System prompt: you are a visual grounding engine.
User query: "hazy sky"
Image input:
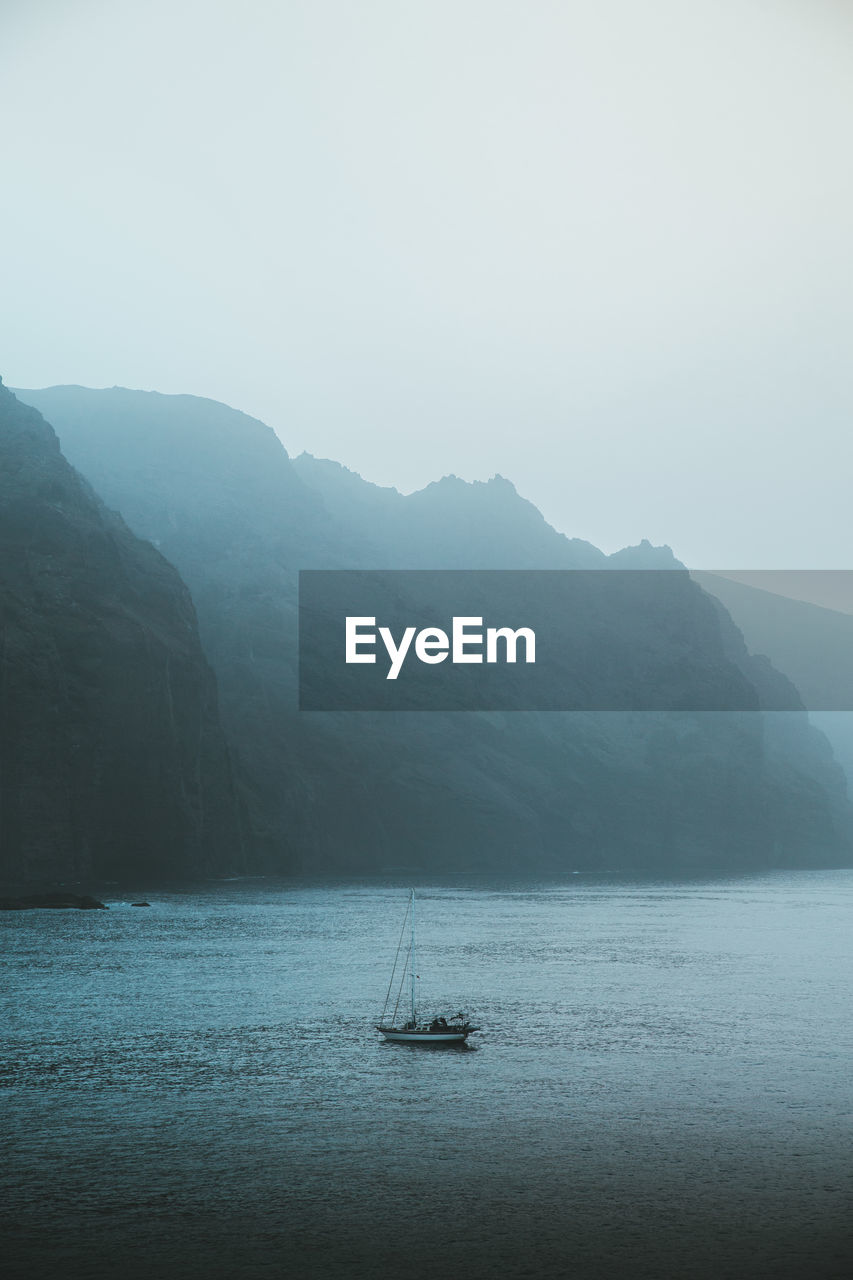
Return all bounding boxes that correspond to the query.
[2,0,852,565]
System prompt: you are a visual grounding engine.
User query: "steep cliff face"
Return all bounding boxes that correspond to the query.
[16,384,853,873]
[0,382,244,884]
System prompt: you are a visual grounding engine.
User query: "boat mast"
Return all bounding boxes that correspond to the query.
[410,888,416,1025]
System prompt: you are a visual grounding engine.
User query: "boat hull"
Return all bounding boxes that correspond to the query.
[377,1026,471,1043]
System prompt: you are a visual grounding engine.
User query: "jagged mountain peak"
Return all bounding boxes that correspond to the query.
[293,452,401,500]
[607,538,683,568]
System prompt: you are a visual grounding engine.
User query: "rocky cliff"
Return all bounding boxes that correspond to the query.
[0,382,244,883]
[15,384,853,874]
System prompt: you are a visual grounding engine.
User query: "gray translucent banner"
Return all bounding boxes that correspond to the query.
[298,569,853,712]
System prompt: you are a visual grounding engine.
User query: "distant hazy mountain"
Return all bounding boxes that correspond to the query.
[693,572,853,711]
[693,570,853,794]
[0,382,244,885]
[14,384,853,875]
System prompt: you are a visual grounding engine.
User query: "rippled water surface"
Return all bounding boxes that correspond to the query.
[2,873,853,1279]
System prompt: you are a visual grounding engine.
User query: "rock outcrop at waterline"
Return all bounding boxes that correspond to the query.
[0,892,107,910]
[0,381,245,884]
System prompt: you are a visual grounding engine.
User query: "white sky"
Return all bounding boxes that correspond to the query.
[2,0,852,565]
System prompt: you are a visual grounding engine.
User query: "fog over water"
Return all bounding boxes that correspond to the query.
[2,1,853,564]
[3,875,852,1279]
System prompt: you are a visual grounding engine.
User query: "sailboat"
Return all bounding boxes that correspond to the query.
[376,889,479,1044]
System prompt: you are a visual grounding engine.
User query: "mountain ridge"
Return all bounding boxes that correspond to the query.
[10,382,853,876]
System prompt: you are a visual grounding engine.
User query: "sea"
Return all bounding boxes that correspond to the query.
[2,872,852,1280]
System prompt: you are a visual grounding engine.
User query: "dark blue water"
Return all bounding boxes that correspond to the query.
[2,874,852,1279]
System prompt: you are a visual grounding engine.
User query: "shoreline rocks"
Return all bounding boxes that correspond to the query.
[0,892,107,911]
